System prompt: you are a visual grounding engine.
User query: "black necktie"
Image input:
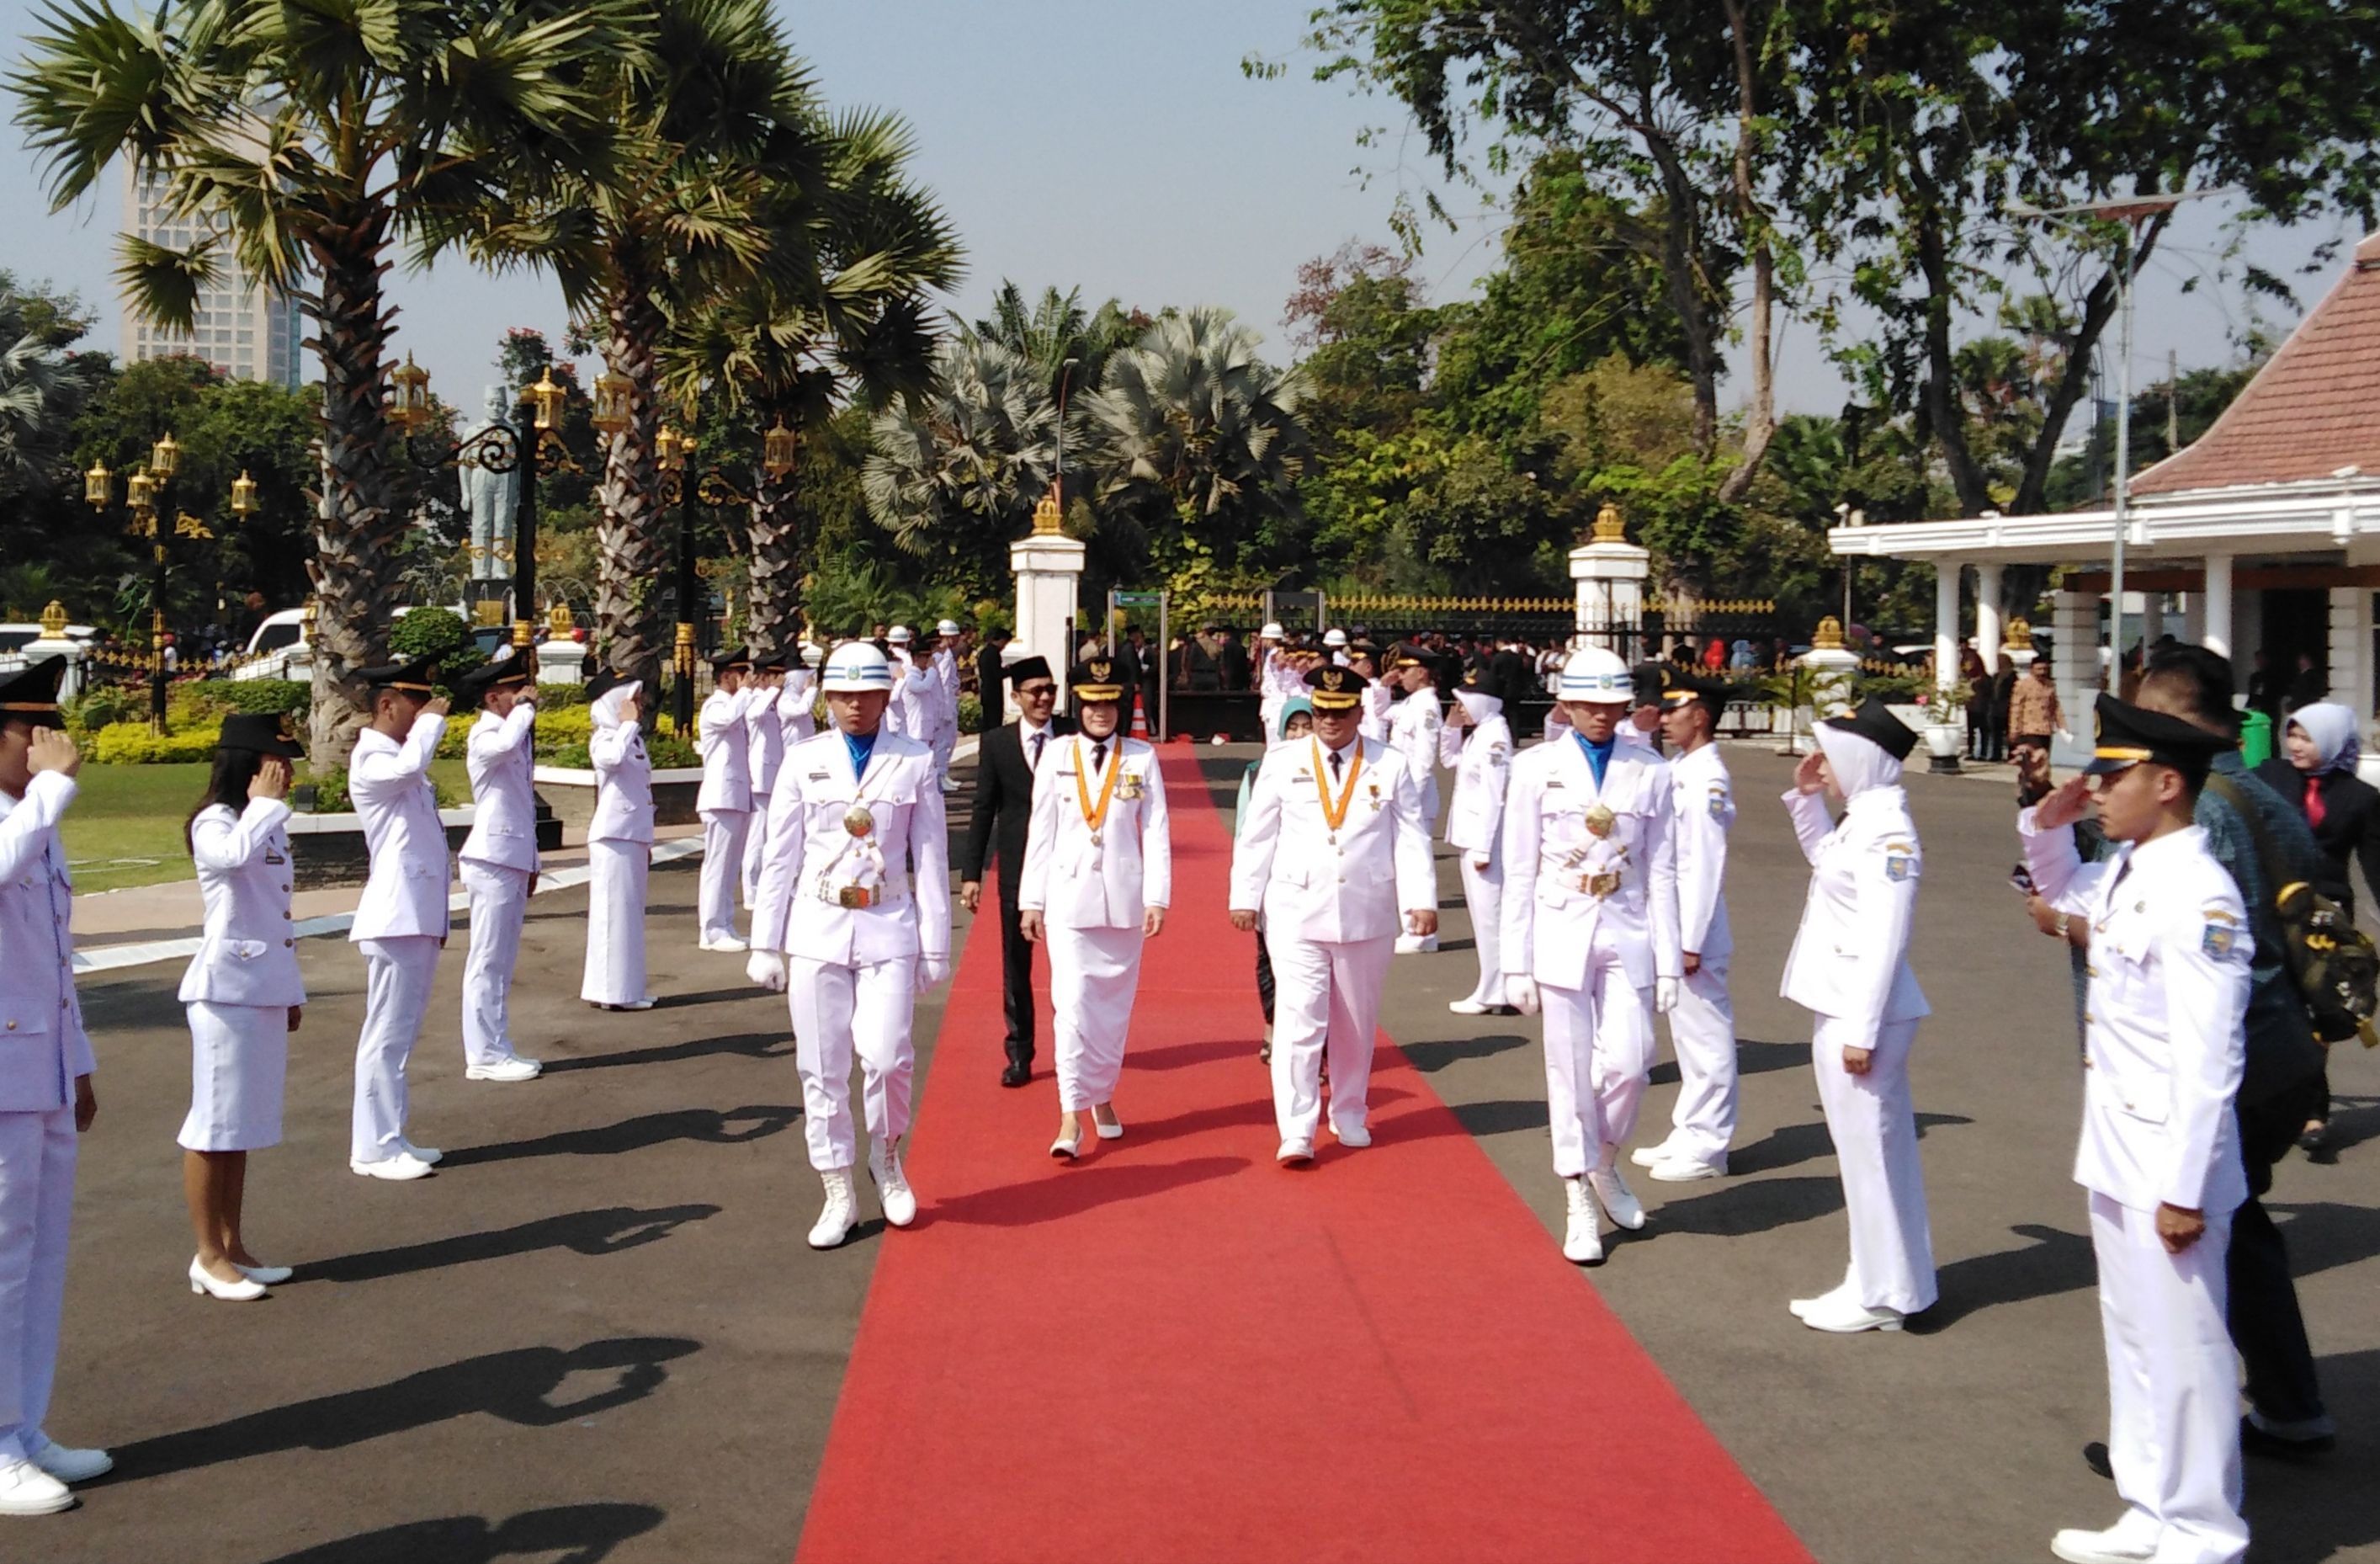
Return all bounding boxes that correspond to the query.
[1092,741,1108,770]
[1330,747,1345,779]
[1029,730,1045,769]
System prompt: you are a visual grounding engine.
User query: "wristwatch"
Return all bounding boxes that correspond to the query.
[2054,912,2072,941]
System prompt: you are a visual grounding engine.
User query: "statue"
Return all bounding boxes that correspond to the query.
[459,383,519,584]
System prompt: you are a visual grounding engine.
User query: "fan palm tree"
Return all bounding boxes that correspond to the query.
[464,0,826,694]
[12,0,640,759]
[0,289,81,498]
[664,107,959,659]
[973,281,1142,406]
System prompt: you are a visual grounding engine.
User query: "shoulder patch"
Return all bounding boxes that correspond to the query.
[1885,849,1917,882]
[2202,916,2238,960]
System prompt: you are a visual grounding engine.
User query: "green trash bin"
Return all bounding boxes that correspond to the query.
[2239,707,2273,769]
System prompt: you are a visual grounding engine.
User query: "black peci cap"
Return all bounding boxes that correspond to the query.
[218,711,305,758]
[1006,655,1055,687]
[355,655,441,696]
[2085,691,2232,776]
[1820,695,1918,761]
[0,657,66,720]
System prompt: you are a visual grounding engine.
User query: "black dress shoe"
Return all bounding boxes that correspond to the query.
[2083,1441,2112,1480]
[1000,1061,1032,1088]
[2241,1416,2335,1459]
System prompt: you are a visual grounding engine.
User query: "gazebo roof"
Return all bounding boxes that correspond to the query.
[2132,232,2380,497]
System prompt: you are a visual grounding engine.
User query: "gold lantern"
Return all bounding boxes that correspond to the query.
[38,601,66,640]
[126,467,158,512]
[83,460,111,510]
[762,418,797,478]
[149,430,180,478]
[230,469,259,518]
[590,364,632,434]
[300,596,319,644]
[656,425,685,473]
[528,367,566,433]
[389,353,432,432]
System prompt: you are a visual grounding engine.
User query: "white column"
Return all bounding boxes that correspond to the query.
[2329,586,2367,723]
[1933,559,1963,692]
[2051,589,2097,769]
[2202,554,2234,657]
[1012,529,1086,719]
[2140,590,2165,646]
[1570,536,1650,652]
[1975,561,2005,675]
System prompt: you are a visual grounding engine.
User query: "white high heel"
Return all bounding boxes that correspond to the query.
[1049,1129,1081,1159]
[1092,1111,1124,1141]
[189,1257,267,1301]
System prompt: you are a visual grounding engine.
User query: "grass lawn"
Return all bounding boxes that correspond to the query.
[61,758,472,895]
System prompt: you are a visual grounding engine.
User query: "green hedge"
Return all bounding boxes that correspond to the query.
[87,722,220,764]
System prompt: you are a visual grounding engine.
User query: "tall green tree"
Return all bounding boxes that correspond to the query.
[13,0,643,758]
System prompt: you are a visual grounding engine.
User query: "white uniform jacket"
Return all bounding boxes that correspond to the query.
[179,798,304,1008]
[1778,786,1928,1033]
[1440,713,1512,859]
[589,721,655,844]
[746,684,787,799]
[1229,736,1435,944]
[696,687,753,813]
[779,672,818,747]
[1500,734,1682,990]
[1360,682,1394,743]
[932,649,960,731]
[1019,736,1172,929]
[460,704,539,873]
[0,773,93,1111]
[1385,691,1442,786]
[1670,742,1734,960]
[752,730,953,969]
[2023,817,2251,1216]
[348,716,451,942]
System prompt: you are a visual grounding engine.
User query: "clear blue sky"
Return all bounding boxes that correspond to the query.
[0,0,2361,422]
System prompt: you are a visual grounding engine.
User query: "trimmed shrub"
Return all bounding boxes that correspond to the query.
[959,692,984,734]
[88,721,220,764]
[215,679,311,716]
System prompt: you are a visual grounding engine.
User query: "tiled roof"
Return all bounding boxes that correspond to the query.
[2132,232,2380,497]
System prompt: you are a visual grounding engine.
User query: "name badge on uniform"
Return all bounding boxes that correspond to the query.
[808,769,831,782]
[1544,779,1565,790]
[265,849,287,864]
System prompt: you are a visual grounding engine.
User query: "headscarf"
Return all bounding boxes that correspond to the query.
[591,678,642,731]
[1276,694,1315,738]
[1453,685,1502,725]
[2288,701,2360,775]
[1814,721,1904,800]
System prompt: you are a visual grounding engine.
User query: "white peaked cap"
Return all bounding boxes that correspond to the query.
[822,641,894,692]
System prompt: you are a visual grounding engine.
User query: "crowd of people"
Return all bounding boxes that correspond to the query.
[0,619,2361,1562]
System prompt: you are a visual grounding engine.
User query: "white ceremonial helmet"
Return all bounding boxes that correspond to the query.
[934,619,961,636]
[1557,646,1633,705]
[822,641,895,692]
[1322,627,1348,648]
[1259,621,1284,641]
[800,642,825,668]
[886,625,913,645]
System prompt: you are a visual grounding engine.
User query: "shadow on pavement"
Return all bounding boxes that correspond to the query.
[2272,1198,2380,1279]
[1400,1033,1532,1074]
[111,1338,701,1482]
[1452,1098,1549,1137]
[1729,1110,1974,1177]
[2243,1346,2380,1564]
[1646,1174,1846,1238]
[298,1205,722,1285]
[540,1031,792,1074]
[926,1155,1251,1228]
[1909,1221,2096,1332]
[441,1106,800,1168]
[263,1503,667,1563]
[1650,1037,1810,1088]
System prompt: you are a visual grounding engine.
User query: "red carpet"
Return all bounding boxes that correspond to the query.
[795,753,1808,1563]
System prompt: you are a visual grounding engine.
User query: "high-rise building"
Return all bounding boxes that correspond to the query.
[118,168,305,389]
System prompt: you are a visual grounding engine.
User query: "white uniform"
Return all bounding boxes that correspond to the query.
[1501,734,1681,1176]
[1779,730,1936,1316]
[1658,741,1738,1169]
[348,716,449,1166]
[696,685,753,945]
[1384,688,1443,833]
[459,703,537,1067]
[1440,704,1512,1010]
[1018,735,1171,1111]
[1256,652,1304,748]
[885,652,932,741]
[752,730,952,1172]
[0,772,93,1468]
[1359,680,1394,742]
[927,646,960,785]
[2024,815,2252,1564]
[741,683,787,907]
[582,699,654,1006]
[1230,735,1435,1146]
[180,798,302,1148]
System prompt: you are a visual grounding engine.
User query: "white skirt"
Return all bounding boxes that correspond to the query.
[582,838,651,1005]
[179,1001,289,1152]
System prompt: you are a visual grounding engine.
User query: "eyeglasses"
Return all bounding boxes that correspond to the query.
[1017,683,1058,700]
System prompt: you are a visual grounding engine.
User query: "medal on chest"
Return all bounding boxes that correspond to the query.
[1310,737,1363,846]
[1073,738,1120,848]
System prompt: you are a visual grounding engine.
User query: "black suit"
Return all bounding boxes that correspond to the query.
[959,716,1075,1067]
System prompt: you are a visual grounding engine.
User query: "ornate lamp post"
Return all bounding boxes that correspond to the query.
[656,415,797,730]
[86,432,251,733]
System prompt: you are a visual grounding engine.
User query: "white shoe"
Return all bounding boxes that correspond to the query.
[1394,933,1426,955]
[234,1262,294,1285]
[1448,998,1491,1016]
[465,1056,542,1083]
[1587,1165,1646,1231]
[400,1139,443,1166]
[1788,1277,1859,1321]
[699,935,750,953]
[23,1434,109,1486]
[869,1138,917,1228]
[1334,1122,1373,1149]
[1629,1139,1681,1169]
[2049,1521,2160,1564]
[1092,1113,1124,1141]
[1648,1155,1724,1184]
[809,1169,858,1249]
[940,779,961,795]
[1799,1292,1905,1333]
[1049,1130,1081,1159]
[349,1152,434,1182]
[189,1256,267,1301]
[0,1459,72,1516]
[1562,1178,1604,1264]
[1277,1138,1315,1166]
[616,997,657,1011]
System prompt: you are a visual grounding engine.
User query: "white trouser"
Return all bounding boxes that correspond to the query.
[460,859,529,1067]
[1662,949,1737,1164]
[1811,1013,1936,1313]
[741,793,771,907]
[2090,1191,2247,1564]
[930,721,957,781]
[1456,853,1506,1008]
[1541,937,1656,1178]
[353,935,439,1164]
[581,838,649,1005]
[699,809,751,942]
[1046,923,1144,1110]
[0,1107,74,1465]
[1269,934,1394,1143]
[790,955,917,1172]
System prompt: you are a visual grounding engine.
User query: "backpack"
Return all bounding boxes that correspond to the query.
[2207,774,2380,1047]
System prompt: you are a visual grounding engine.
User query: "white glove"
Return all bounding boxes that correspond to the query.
[1507,977,1541,1016]
[746,950,787,992]
[1655,976,1681,1013]
[915,955,951,992]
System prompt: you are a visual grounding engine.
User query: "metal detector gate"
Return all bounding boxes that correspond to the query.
[1105,587,1170,740]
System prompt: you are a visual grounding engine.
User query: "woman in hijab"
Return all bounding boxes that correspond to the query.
[2254,700,2378,1159]
[582,673,656,1011]
[1777,698,1937,1332]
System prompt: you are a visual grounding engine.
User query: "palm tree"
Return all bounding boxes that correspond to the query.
[973,282,1143,405]
[0,284,84,499]
[12,0,640,759]
[466,0,825,694]
[665,107,959,659]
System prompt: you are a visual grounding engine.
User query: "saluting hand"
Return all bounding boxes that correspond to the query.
[1792,750,1826,796]
[422,696,451,718]
[2033,775,2093,831]
[252,755,292,801]
[27,726,80,779]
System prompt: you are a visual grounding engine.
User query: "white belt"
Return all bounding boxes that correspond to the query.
[815,872,912,910]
